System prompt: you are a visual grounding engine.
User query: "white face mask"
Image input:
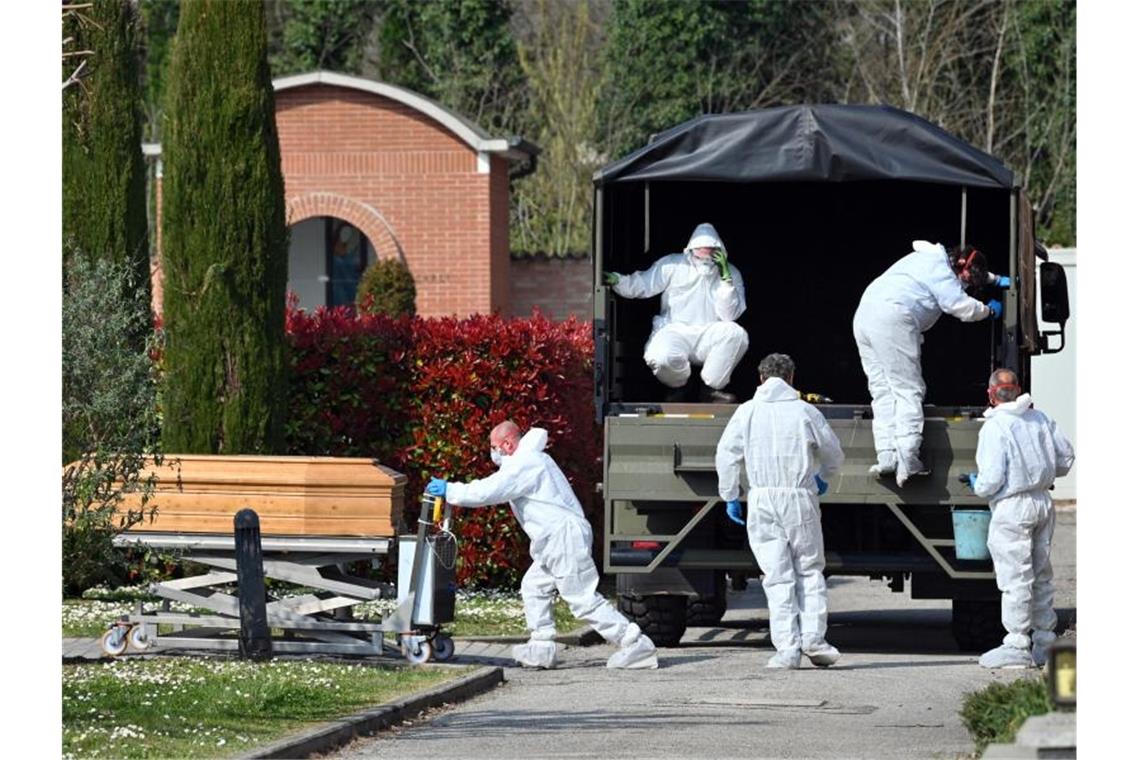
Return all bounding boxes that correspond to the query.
[491,448,503,467]
[689,251,717,272]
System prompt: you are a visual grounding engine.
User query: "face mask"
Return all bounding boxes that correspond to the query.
[987,384,1020,406]
[491,449,503,467]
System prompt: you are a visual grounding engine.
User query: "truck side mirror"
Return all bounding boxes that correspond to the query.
[1040,261,1070,324]
[1037,261,1069,355]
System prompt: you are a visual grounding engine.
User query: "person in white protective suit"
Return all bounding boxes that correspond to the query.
[715,353,846,669]
[853,241,1008,487]
[967,368,1074,669]
[604,222,748,403]
[425,421,658,670]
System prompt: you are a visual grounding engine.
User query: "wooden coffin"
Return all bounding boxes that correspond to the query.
[112,455,405,537]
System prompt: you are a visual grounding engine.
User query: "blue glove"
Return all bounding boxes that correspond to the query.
[814,475,829,496]
[967,472,978,491]
[996,275,1011,288]
[725,500,745,525]
[986,299,1003,320]
[426,477,448,497]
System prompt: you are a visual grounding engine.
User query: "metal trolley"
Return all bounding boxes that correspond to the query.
[104,493,458,664]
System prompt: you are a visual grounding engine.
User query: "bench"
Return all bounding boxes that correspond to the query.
[106,455,410,657]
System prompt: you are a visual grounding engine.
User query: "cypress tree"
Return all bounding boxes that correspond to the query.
[160,0,288,454]
[62,0,150,305]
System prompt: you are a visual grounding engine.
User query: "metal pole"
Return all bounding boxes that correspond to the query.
[234,509,272,660]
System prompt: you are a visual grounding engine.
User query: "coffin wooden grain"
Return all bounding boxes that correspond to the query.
[113,455,406,537]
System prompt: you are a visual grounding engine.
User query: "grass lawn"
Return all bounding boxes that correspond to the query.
[63,657,474,759]
[65,586,583,638]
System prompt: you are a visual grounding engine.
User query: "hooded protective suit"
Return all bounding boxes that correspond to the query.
[444,428,656,668]
[974,394,1074,666]
[853,240,992,482]
[715,378,846,663]
[612,223,748,390]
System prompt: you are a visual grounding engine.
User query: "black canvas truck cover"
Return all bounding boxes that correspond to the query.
[594,104,1015,188]
[593,104,1036,412]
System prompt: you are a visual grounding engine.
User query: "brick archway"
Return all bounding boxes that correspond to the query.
[285,192,404,263]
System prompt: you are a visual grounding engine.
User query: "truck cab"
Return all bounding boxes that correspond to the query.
[593,105,1070,650]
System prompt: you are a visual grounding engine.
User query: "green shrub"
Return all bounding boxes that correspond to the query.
[356,257,417,316]
[959,675,1052,754]
[62,255,164,596]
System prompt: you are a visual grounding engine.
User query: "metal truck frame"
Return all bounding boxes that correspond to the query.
[591,106,1070,650]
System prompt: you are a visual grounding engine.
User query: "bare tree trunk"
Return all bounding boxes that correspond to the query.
[985,0,1009,153]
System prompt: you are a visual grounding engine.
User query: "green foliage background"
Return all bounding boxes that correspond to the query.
[159,0,289,454]
[62,0,150,304]
[138,0,1076,249]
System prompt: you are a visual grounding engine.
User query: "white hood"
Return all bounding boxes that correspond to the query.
[754,377,800,403]
[684,223,726,255]
[912,239,946,257]
[983,393,1033,418]
[515,427,548,454]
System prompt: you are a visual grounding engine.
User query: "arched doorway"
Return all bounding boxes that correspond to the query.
[287,216,377,311]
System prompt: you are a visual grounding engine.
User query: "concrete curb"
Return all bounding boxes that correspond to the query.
[456,624,603,646]
[237,665,504,759]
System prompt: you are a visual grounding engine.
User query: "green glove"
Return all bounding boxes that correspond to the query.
[712,249,731,281]
[603,271,621,286]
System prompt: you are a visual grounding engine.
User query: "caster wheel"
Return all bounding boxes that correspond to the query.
[433,635,455,661]
[101,627,128,657]
[402,635,433,665]
[129,625,151,651]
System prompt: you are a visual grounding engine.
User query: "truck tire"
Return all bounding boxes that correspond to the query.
[619,593,687,647]
[685,572,727,626]
[951,599,1004,653]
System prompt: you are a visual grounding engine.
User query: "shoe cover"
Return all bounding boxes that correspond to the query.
[978,644,1034,669]
[802,642,841,667]
[895,456,930,487]
[606,634,659,669]
[869,452,897,477]
[766,649,802,669]
[512,640,557,669]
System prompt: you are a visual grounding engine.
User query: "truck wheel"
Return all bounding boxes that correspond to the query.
[951,599,1004,653]
[619,593,687,647]
[685,572,727,626]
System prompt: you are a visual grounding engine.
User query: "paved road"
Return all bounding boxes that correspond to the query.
[330,506,1075,760]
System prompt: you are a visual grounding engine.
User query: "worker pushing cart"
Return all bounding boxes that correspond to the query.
[427,420,659,670]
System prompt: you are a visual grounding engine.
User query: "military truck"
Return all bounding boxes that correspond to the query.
[592,105,1071,651]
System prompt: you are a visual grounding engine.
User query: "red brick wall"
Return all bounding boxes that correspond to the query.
[150,83,509,318]
[275,84,505,317]
[509,256,594,321]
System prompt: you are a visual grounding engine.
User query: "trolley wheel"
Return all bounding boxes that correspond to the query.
[432,635,455,661]
[401,636,433,665]
[101,627,128,657]
[129,625,151,651]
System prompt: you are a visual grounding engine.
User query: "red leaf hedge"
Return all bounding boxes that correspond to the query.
[284,304,600,589]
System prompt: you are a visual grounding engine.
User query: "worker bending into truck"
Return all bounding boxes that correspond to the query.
[427,421,659,670]
[715,353,846,669]
[853,241,1008,487]
[603,222,748,403]
[967,368,1074,669]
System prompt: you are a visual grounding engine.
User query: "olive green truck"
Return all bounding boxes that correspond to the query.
[592,105,1071,650]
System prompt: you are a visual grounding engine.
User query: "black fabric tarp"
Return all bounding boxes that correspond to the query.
[594,104,1016,189]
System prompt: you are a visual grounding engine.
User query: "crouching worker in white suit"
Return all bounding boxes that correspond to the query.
[426,421,658,670]
[715,353,846,669]
[604,222,748,403]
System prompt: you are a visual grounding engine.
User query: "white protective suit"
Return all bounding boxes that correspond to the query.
[445,428,656,668]
[974,393,1074,666]
[612,223,749,390]
[715,378,846,661]
[853,240,991,481]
